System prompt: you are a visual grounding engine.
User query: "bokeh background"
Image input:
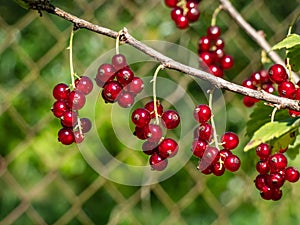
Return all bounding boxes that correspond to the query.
[1,0,300,224]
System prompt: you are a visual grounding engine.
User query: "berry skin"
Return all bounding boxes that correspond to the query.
[52,100,68,118]
[200,146,220,171]
[209,65,224,77]
[191,139,207,158]
[193,104,211,123]
[255,174,268,191]
[161,110,180,129]
[102,81,123,103]
[147,124,163,143]
[124,77,144,94]
[224,154,241,172]
[215,37,225,49]
[278,81,296,99]
[221,55,234,70]
[268,64,288,84]
[175,15,189,29]
[186,6,200,22]
[144,101,164,119]
[267,173,285,189]
[219,149,232,161]
[171,7,183,21]
[285,167,300,182]
[58,127,74,145]
[116,67,134,86]
[213,163,225,176]
[206,26,221,40]
[80,118,92,133]
[61,110,78,128]
[74,131,85,143]
[75,76,93,95]
[243,96,259,107]
[149,153,168,171]
[256,143,271,159]
[256,160,270,174]
[131,108,151,127]
[198,36,211,52]
[199,52,214,66]
[117,91,135,108]
[142,141,158,155]
[221,132,239,150]
[134,126,149,140]
[268,153,287,172]
[158,138,178,158]
[67,90,86,110]
[164,0,178,7]
[53,83,70,100]
[112,54,127,71]
[242,79,256,89]
[197,123,213,141]
[96,63,116,87]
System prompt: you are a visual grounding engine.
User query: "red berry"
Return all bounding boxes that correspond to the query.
[80,118,92,133]
[219,149,232,161]
[67,90,86,110]
[250,71,262,86]
[58,127,74,145]
[278,81,296,99]
[256,143,271,159]
[193,104,211,123]
[285,167,300,182]
[243,96,258,107]
[198,36,211,52]
[170,7,183,21]
[268,153,287,172]
[256,160,270,174]
[209,65,224,77]
[215,37,225,49]
[124,77,144,94]
[52,100,68,118]
[158,138,178,158]
[116,67,134,86]
[61,110,78,128]
[147,124,163,143]
[161,110,180,129]
[74,130,84,143]
[164,0,178,7]
[175,15,189,29]
[201,146,220,165]
[142,141,158,155]
[191,139,207,158]
[149,153,168,171]
[206,26,221,40]
[96,63,116,87]
[212,163,225,176]
[144,101,164,119]
[255,174,268,191]
[262,83,275,93]
[102,81,123,103]
[134,126,149,140]
[198,123,213,141]
[221,132,239,150]
[199,52,214,66]
[53,83,70,100]
[186,7,200,22]
[131,108,151,127]
[117,91,135,108]
[220,55,234,70]
[268,64,288,84]
[75,76,93,95]
[224,154,240,172]
[112,54,127,71]
[242,79,256,89]
[267,172,285,189]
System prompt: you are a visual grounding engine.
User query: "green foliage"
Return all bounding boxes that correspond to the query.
[272,33,300,72]
[245,117,300,152]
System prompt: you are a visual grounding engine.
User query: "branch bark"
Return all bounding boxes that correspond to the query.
[26,0,300,111]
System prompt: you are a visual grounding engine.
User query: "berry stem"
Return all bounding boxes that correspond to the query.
[271,105,279,123]
[115,30,122,55]
[176,0,188,15]
[211,5,223,26]
[68,28,76,89]
[208,89,219,148]
[151,64,164,125]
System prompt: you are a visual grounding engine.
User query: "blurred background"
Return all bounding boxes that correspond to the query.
[1,0,300,224]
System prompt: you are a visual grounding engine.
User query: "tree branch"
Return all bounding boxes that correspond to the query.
[26,1,300,111]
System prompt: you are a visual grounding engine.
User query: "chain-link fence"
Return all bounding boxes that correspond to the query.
[1,0,300,224]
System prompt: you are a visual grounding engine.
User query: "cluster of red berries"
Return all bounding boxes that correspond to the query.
[52,76,93,145]
[254,143,299,201]
[198,26,234,78]
[192,104,241,175]
[164,0,201,29]
[242,63,300,116]
[131,100,180,171]
[95,54,144,108]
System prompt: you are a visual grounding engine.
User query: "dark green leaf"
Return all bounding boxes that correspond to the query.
[287,45,300,72]
[272,34,300,50]
[287,129,300,159]
[246,102,289,138]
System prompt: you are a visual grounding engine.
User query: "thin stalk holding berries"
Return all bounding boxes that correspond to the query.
[68,28,77,89]
[151,64,165,125]
[211,5,223,26]
[208,89,219,149]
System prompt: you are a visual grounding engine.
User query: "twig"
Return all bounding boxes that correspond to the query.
[26,1,300,111]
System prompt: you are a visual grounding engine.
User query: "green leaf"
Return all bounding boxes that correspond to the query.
[14,0,30,9]
[244,117,300,152]
[287,45,300,72]
[246,102,289,138]
[270,129,297,153]
[287,129,300,159]
[272,34,300,50]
